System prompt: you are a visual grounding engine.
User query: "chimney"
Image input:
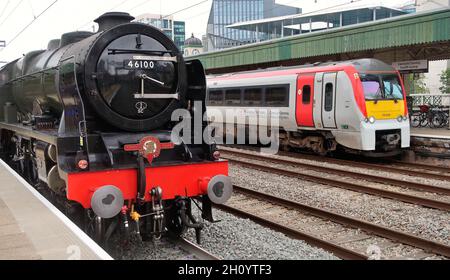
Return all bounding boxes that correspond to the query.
[94,12,135,32]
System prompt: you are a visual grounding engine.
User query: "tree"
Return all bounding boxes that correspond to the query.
[405,73,430,94]
[439,69,450,94]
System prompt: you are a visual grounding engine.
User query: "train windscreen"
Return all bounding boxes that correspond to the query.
[360,74,404,101]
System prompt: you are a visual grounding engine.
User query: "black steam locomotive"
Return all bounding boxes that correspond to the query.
[0,12,231,245]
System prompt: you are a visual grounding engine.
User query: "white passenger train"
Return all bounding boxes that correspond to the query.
[206,59,410,156]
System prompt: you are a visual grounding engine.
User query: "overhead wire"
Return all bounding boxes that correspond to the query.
[76,0,138,30]
[27,0,36,18]
[0,0,25,28]
[162,0,209,19]
[0,0,11,21]
[2,0,59,49]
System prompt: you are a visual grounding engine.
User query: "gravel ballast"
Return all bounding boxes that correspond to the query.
[230,164,450,246]
[118,209,338,260]
[184,209,338,260]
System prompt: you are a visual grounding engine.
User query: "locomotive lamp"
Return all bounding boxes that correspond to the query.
[204,175,233,205]
[91,185,125,219]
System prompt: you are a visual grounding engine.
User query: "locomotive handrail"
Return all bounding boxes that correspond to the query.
[132,55,178,62]
[107,48,175,56]
[5,66,59,85]
[133,93,179,99]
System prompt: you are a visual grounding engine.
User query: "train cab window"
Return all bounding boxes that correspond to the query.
[243,88,263,106]
[324,83,333,112]
[360,74,404,101]
[382,75,404,100]
[208,90,224,106]
[225,89,242,105]
[265,85,289,107]
[302,85,311,104]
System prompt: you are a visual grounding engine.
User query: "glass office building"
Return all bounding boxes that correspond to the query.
[206,0,300,50]
[135,14,186,50]
[174,21,186,50]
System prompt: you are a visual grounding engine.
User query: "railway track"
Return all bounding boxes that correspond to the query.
[220,148,450,211]
[218,185,450,260]
[390,160,450,176]
[220,145,450,181]
[175,237,221,260]
[287,151,450,182]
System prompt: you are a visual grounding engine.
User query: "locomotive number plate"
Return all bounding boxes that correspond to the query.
[124,60,155,70]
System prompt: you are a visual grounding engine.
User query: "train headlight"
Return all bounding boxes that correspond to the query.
[403,116,408,121]
[397,116,403,123]
[368,116,376,124]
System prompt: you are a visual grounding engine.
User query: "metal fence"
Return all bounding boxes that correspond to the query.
[409,94,450,108]
[408,94,450,129]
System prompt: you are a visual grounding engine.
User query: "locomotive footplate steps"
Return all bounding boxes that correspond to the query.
[0,159,112,260]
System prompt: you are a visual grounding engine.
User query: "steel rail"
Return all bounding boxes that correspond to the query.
[219,146,450,180]
[231,185,450,258]
[277,149,450,181]
[226,158,450,212]
[391,160,450,174]
[215,203,367,260]
[221,148,450,196]
[282,150,450,181]
[175,237,221,260]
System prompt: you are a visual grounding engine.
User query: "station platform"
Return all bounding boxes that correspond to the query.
[410,128,450,140]
[403,127,450,166]
[0,160,112,260]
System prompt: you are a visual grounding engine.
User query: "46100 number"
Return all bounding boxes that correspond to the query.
[124,60,155,70]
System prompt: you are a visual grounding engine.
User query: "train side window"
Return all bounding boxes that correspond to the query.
[324,83,333,112]
[243,88,263,106]
[208,90,224,106]
[302,85,311,104]
[265,85,289,107]
[225,89,242,105]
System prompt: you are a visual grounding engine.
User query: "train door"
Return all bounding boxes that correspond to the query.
[296,74,315,127]
[321,72,337,129]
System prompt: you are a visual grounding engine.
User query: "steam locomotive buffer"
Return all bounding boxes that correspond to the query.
[0,12,231,246]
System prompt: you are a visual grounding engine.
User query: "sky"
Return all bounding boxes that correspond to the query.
[0,0,414,63]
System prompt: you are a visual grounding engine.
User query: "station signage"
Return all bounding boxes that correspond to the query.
[392,60,429,73]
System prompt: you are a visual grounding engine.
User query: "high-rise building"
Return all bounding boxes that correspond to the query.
[206,0,301,50]
[135,14,186,50]
[174,21,186,50]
